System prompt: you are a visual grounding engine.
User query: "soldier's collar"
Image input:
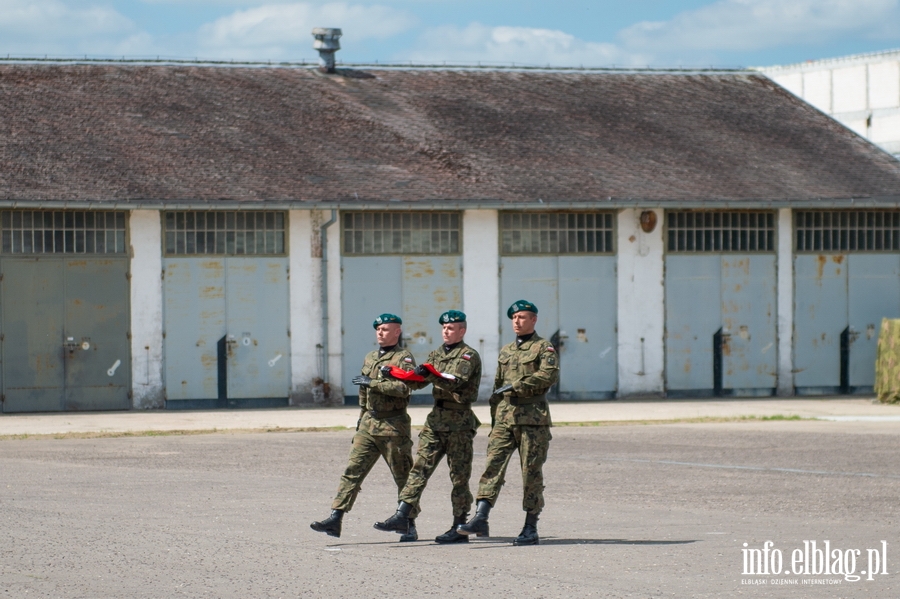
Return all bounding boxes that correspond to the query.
[378,344,397,356]
[516,332,536,347]
[443,341,462,353]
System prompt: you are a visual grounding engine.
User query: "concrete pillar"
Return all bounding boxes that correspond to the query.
[325,210,343,399]
[462,210,501,398]
[129,210,165,409]
[288,210,315,404]
[616,209,665,397]
[776,208,794,396]
[289,209,342,405]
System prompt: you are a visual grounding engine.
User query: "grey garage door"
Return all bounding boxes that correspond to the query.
[794,211,900,395]
[499,212,617,400]
[665,212,777,397]
[0,211,131,412]
[340,212,462,402]
[162,212,290,408]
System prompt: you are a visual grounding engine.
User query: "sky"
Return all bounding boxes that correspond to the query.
[1,0,900,68]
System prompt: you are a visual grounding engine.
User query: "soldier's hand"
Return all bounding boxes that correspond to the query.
[380,365,394,378]
[414,364,429,377]
[493,383,513,395]
[352,375,372,387]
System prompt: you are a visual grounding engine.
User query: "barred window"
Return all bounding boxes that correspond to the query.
[342,212,460,255]
[1,210,126,254]
[795,210,900,252]
[667,211,775,252]
[500,212,614,255]
[164,211,286,256]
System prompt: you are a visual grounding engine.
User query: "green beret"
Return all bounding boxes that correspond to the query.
[373,313,402,328]
[507,300,538,319]
[439,310,466,324]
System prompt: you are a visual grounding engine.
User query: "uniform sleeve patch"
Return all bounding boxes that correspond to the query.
[403,357,413,363]
[546,346,555,352]
[462,353,472,361]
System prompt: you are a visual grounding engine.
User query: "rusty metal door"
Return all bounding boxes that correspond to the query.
[848,255,900,389]
[340,256,402,401]
[665,255,720,395]
[720,255,777,394]
[500,255,617,399]
[163,257,289,407]
[793,255,847,393]
[224,258,290,400]
[340,255,462,402]
[1,257,131,412]
[63,258,131,410]
[794,253,900,393]
[401,256,463,370]
[2,259,65,412]
[665,255,776,396]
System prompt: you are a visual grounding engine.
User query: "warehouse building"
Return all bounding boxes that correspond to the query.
[2,61,900,412]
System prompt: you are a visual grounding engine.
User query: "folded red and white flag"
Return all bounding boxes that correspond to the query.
[381,365,426,382]
[423,363,457,381]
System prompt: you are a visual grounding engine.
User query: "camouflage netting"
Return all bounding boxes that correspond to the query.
[874,318,900,404]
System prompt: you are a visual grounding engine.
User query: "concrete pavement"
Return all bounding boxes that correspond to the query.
[1,396,898,436]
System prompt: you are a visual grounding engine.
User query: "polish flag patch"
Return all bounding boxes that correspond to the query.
[461,353,472,361]
[403,357,413,363]
[546,346,555,352]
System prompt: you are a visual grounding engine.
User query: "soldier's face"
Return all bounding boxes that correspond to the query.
[511,311,537,336]
[376,323,402,347]
[442,322,466,345]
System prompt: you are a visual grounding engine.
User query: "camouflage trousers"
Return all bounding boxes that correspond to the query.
[399,426,477,518]
[332,430,416,516]
[476,421,552,514]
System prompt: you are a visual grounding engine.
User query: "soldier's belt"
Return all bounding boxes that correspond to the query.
[509,395,544,406]
[368,408,406,419]
[435,399,468,411]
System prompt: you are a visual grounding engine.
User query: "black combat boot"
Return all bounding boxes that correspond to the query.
[373,501,413,534]
[435,515,468,544]
[513,512,539,546]
[400,518,418,542]
[456,500,491,537]
[310,509,343,538]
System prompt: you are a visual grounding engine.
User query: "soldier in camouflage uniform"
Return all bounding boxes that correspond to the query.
[373,310,482,544]
[310,313,418,540]
[458,300,558,546]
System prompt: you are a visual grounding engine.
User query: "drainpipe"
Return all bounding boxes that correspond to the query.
[320,209,337,384]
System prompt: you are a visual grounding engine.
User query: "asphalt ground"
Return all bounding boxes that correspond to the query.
[2,418,898,598]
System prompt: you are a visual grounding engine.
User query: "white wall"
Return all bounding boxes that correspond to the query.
[776,208,794,396]
[763,53,900,156]
[129,210,165,408]
[462,210,501,398]
[616,209,665,396]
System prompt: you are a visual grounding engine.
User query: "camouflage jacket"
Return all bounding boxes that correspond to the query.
[357,347,416,437]
[490,334,559,426]
[410,342,483,432]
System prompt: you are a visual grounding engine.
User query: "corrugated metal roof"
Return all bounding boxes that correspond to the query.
[1,64,899,207]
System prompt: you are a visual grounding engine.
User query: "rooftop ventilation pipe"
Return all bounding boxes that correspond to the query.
[312,28,342,73]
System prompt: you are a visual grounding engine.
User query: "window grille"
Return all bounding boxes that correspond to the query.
[0,210,126,254]
[667,211,775,252]
[795,210,900,252]
[164,211,286,256]
[342,212,460,255]
[500,212,614,255]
